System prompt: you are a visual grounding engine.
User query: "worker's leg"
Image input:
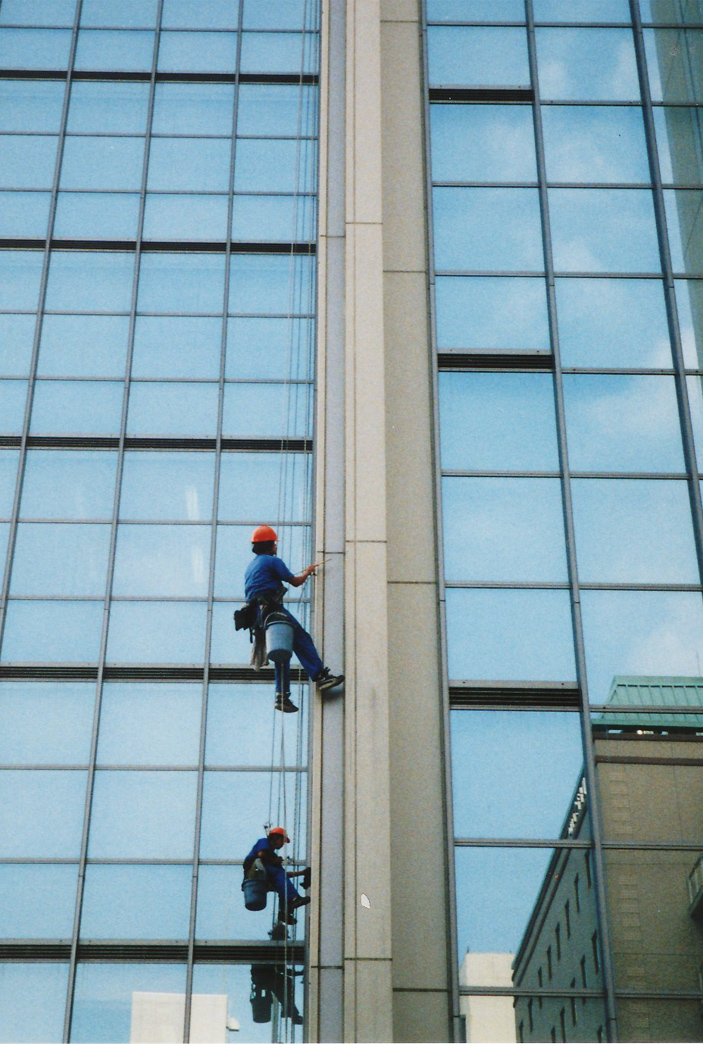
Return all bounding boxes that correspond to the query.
[266,864,300,904]
[273,658,291,695]
[279,607,324,681]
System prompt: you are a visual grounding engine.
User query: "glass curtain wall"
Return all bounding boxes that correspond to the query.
[0,1,319,1041]
[426,1,703,1041]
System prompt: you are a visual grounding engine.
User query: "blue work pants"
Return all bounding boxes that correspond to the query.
[273,606,324,695]
[267,863,301,905]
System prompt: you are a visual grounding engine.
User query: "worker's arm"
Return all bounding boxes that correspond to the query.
[257,848,283,867]
[287,563,318,588]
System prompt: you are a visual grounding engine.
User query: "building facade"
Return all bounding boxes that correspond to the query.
[2,1,703,1043]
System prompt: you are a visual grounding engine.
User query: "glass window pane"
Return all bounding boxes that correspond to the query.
[240,31,319,75]
[427,26,529,85]
[1,599,104,662]
[688,375,703,461]
[0,379,27,434]
[556,278,672,367]
[218,451,311,521]
[222,383,311,439]
[196,866,286,942]
[0,450,19,516]
[147,137,231,192]
[21,449,117,520]
[234,138,315,194]
[439,372,559,470]
[0,80,65,132]
[0,189,50,237]
[446,589,576,682]
[200,770,306,858]
[0,522,8,572]
[443,477,568,582]
[205,682,306,765]
[436,276,549,351]
[677,280,703,368]
[112,524,211,597]
[138,253,225,313]
[641,0,703,20]
[71,964,187,1044]
[563,374,685,472]
[88,770,197,858]
[152,82,234,135]
[0,769,87,857]
[645,28,703,103]
[80,865,191,939]
[157,30,238,73]
[0,315,35,376]
[0,0,76,25]
[143,193,229,241]
[542,106,650,184]
[163,0,239,29]
[0,865,77,939]
[451,711,584,838]
[10,522,111,596]
[37,314,130,378]
[231,193,316,243]
[30,380,124,436]
[536,28,640,101]
[0,964,69,1044]
[426,0,526,21]
[193,965,304,1041]
[126,383,219,437]
[54,191,141,240]
[0,681,95,764]
[430,104,536,183]
[665,188,703,274]
[653,107,703,186]
[228,254,314,315]
[67,80,150,133]
[214,523,308,599]
[60,136,144,190]
[226,316,314,380]
[0,249,44,309]
[74,28,155,71]
[533,0,631,20]
[237,84,317,137]
[549,189,661,273]
[97,683,202,766]
[434,187,543,271]
[573,478,699,583]
[80,0,158,28]
[0,27,72,68]
[132,316,221,379]
[120,452,215,521]
[45,250,135,311]
[581,591,703,701]
[243,0,317,30]
[0,134,58,188]
[106,601,207,664]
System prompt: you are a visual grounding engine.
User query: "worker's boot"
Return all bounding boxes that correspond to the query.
[290,895,311,911]
[275,692,298,713]
[315,668,344,693]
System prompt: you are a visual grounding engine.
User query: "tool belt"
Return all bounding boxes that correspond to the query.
[233,591,284,632]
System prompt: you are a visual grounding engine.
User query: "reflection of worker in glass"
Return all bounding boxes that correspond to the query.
[244,525,343,713]
[250,964,303,1026]
[243,826,310,924]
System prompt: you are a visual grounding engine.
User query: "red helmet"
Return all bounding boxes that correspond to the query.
[252,525,278,543]
[268,826,290,843]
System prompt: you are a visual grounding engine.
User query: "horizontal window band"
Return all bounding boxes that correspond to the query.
[0,70,319,86]
[459,987,605,998]
[0,665,306,682]
[0,436,312,451]
[592,704,703,715]
[0,941,305,964]
[0,239,316,254]
[450,681,580,709]
[596,754,703,767]
[437,351,553,371]
[454,838,589,848]
[446,582,702,591]
[429,86,533,102]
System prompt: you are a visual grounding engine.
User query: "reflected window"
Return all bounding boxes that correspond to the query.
[439,372,560,471]
[38,314,130,379]
[556,278,671,368]
[60,136,144,191]
[30,380,124,436]
[443,477,568,582]
[196,865,282,942]
[240,31,319,75]
[433,187,544,271]
[132,316,222,379]
[654,107,703,186]
[644,28,703,103]
[0,250,43,309]
[226,317,314,380]
[0,379,28,434]
[157,30,238,72]
[21,450,117,520]
[45,251,135,311]
[80,865,192,939]
[0,964,69,1044]
[74,28,155,71]
[428,26,529,85]
[572,479,699,583]
[664,189,703,274]
[0,81,65,132]
[138,253,225,313]
[222,383,311,439]
[0,27,72,69]
[192,963,304,1041]
[0,450,19,516]
[0,865,77,939]
[71,964,187,1044]
[677,281,703,368]
[0,769,87,857]
[0,681,95,764]
[243,0,318,29]
[234,138,316,195]
[535,28,639,101]
[542,106,649,184]
[80,0,158,28]
[200,770,306,859]
[430,104,536,183]
[97,683,202,766]
[147,138,231,193]
[1,600,104,663]
[549,189,660,273]
[237,84,317,137]
[106,601,207,664]
[427,1,526,21]
[688,376,703,458]
[228,254,314,316]
[10,522,111,596]
[163,0,239,29]
[0,135,59,189]
[1,314,35,376]
[218,452,311,522]
[533,0,630,19]
[120,452,215,521]
[152,82,234,135]
[1,0,76,25]
[206,682,307,764]
[446,589,576,682]
[54,191,141,240]
[562,374,685,472]
[126,383,219,437]
[88,770,197,858]
[112,524,211,598]
[0,189,51,237]
[143,193,229,241]
[231,193,317,243]
[67,81,150,134]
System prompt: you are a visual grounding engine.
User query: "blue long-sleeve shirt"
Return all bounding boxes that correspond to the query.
[244,554,295,600]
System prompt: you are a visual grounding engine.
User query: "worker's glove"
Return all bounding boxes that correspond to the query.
[301,867,312,890]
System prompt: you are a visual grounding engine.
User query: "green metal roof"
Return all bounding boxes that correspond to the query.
[595,676,703,728]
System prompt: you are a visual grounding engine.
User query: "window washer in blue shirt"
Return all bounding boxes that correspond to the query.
[243,826,311,925]
[244,525,343,713]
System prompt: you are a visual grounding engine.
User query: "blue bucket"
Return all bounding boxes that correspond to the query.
[243,877,268,911]
[265,612,294,664]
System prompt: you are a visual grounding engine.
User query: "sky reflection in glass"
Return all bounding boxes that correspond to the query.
[97,683,202,766]
[549,189,660,272]
[436,276,549,350]
[434,188,543,271]
[431,104,536,182]
[542,106,649,184]
[428,26,529,86]
[536,28,639,101]
[80,865,192,939]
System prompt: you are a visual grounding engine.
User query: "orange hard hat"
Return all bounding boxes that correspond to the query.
[268,826,290,843]
[252,524,278,543]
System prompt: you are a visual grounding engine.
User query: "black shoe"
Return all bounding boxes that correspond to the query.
[315,668,344,692]
[290,895,311,911]
[275,693,298,713]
